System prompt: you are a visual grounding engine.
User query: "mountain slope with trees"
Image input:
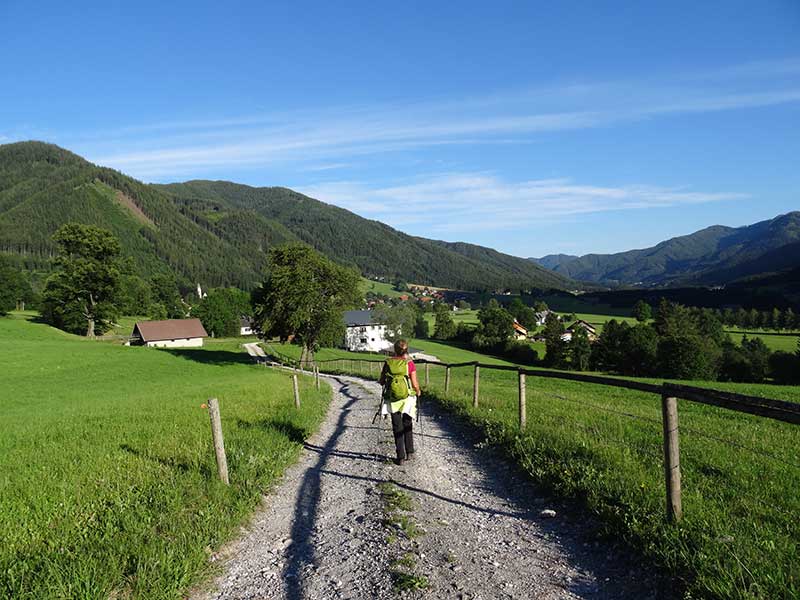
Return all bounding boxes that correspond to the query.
[0,141,572,293]
[532,212,800,287]
[157,180,571,291]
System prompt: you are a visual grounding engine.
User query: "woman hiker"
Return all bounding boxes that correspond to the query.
[379,339,421,465]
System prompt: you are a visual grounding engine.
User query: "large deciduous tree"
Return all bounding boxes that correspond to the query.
[41,223,122,336]
[252,244,360,364]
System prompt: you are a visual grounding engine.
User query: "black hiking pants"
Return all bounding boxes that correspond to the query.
[391,412,414,460]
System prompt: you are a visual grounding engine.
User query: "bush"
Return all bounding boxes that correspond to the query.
[769,351,800,384]
[502,340,539,365]
[657,335,720,380]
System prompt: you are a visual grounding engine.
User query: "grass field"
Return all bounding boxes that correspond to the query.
[361,277,406,298]
[277,339,800,599]
[1,313,330,600]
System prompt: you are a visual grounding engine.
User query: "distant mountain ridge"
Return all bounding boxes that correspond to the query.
[531,212,800,287]
[0,141,571,292]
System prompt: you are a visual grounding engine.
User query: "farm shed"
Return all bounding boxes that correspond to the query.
[130,318,208,348]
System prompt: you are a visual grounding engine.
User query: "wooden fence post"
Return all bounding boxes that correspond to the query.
[660,393,682,522]
[292,374,301,408]
[445,366,451,393]
[425,362,430,387]
[207,398,230,485]
[315,365,320,390]
[473,364,480,408]
[518,371,527,430]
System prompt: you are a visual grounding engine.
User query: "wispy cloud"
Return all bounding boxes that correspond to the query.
[67,58,800,179]
[297,173,747,236]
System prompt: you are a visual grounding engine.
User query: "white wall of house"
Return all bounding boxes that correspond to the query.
[240,326,254,336]
[345,324,392,353]
[146,337,204,348]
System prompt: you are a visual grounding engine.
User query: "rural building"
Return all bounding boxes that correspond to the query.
[561,320,598,342]
[240,316,255,336]
[534,310,551,326]
[130,318,208,348]
[512,320,528,340]
[343,310,393,353]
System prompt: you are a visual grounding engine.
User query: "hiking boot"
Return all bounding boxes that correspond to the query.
[393,457,405,466]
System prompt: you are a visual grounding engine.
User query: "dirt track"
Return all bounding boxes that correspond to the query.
[192,374,669,600]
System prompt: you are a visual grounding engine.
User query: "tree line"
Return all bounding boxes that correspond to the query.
[552,300,800,385]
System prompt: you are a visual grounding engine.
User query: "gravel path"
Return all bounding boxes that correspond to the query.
[192,375,670,600]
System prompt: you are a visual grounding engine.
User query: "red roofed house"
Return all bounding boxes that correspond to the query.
[130,318,208,348]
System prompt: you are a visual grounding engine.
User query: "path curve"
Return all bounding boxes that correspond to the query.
[192,374,668,600]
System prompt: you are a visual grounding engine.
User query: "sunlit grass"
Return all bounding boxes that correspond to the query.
[0,313,330,599]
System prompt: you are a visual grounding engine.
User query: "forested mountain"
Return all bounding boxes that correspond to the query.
[157,180,570,291]
[532,212,800,287]
[0,141,571,292]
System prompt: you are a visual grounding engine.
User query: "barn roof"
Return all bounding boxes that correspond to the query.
[132,318,208,342]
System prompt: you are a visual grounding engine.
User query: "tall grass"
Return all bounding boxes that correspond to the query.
[1,314,330,599]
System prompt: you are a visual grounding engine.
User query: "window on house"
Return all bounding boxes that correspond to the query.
[360,337,367,344]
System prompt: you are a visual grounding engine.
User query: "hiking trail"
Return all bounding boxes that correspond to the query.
[192,374,668,600]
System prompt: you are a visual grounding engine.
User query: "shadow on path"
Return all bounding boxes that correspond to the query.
[282,378,364,600]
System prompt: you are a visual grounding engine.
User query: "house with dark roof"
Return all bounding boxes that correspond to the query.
[561,319,598,342]
[130,318,208,348]
[343,310,393,353]
[240,316,255,336]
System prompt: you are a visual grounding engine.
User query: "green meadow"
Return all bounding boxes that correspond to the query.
[0,313,329,600]
[280,339,800,599]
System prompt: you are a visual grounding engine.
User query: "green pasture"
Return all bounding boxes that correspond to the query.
[361,277,406,298]
[0,313,329,600]
[279,339,799,599]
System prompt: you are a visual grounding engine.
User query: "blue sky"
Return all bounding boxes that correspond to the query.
[2,1,799,257]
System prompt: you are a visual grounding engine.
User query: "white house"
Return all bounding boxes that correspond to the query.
[343,310,393,353]
[240,316,255,336]
[130,318,208,348]
[534,310,551,326]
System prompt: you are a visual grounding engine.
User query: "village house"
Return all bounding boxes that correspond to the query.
[240,316,255,336]
[561,320,598,342]
[129,318,208,348]
[343,310,393,353]
[512,320,528,340]
[534,310,551,326]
